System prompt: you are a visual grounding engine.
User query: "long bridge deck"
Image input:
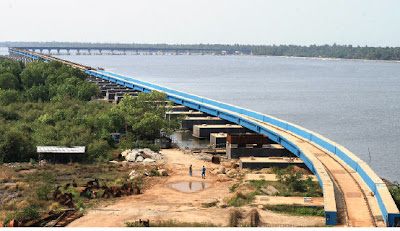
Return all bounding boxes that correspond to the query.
[7,47,400,227]
[13,46,252,55]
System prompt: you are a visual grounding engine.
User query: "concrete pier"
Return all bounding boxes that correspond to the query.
[192,124,250,139]
[210,133,227,147]
[227,143,292,159]
[239,157,306,169]
[171,105,190,112]
[166,111,206,119]
[181,116,232,130]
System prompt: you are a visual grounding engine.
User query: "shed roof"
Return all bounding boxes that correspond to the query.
[36,146,86,154]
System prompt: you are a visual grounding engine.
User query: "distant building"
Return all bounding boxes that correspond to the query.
[36,146,85,163]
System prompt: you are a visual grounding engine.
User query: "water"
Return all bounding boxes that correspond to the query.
[170,130,209,150]
[166,181,211,193]
[2,48,399,182]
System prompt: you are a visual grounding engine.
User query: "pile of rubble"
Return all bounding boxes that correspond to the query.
[121,148,163,163]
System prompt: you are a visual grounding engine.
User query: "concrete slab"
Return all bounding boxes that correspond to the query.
[244,173,319,182]
[182,117,231,130]
[166,111,205,118]
[253,195,324,207]
[193,124,250,139]
[239,157,306,169]
[227,143,292,159]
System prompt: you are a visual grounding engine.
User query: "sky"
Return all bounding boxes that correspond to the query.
[0,0,399,47]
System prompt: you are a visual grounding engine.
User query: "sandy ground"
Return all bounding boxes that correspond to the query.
[68,149,325,227]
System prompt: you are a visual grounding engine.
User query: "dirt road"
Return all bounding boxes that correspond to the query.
[68,149,324,227]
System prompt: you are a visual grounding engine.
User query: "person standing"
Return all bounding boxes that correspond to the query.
[189,164,193,177]
[202,166,206,179]
[136,140,140,149]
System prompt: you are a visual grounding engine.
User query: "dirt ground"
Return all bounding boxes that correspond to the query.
[68,148,325,227]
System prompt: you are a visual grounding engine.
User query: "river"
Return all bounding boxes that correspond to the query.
[1,48,399,182]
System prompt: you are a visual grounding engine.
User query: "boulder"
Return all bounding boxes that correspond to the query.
[261,185,280,195]
[125,150,140,162]
[143,159,156,163]
[217,174,229,182]
[121,149,132,157]
[218,166,226,174]
[136,156,144,162]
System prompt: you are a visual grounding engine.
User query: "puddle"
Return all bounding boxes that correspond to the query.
[166,181,211,193]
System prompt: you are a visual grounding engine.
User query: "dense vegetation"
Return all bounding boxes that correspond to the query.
[0,58,180,163]
[2,41,400,61]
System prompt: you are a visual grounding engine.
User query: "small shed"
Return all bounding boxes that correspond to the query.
[37,146,86,163]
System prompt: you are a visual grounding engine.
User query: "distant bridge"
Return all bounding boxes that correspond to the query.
[7,47,400,227]
[13,46,252,55]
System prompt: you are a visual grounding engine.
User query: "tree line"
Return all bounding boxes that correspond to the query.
[0,58,180,163]
[2,42,400,61]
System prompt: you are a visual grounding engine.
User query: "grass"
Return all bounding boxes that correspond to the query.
[202,200,218,208]
[263,204,325,217]
[126,219,217,227]
[228,192,256,207]
[229,183,239,192]
[0,162,157,224]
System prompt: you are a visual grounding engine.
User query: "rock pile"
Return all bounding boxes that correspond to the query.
[121,148,162,163]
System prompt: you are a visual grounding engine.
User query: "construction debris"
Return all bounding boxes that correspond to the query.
[211,156,221,164]
[121,148,163,163]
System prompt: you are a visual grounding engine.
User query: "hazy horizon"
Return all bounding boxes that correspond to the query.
[1,0,399,47]
[1,41,399,48]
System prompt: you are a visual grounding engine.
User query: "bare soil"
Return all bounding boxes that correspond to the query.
[68,149,325,227]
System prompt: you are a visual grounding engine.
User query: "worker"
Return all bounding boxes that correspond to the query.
[202,166,206,179]
[189,164,193,177]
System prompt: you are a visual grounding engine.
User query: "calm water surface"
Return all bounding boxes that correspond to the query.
[1,48,399,182]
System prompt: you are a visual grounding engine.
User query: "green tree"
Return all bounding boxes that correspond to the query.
[115,92,179,140]
[0,72,20,90]
[0,127,36,162]
[20,62,48,88]
[25,85,50,101]
[0,89,25,106]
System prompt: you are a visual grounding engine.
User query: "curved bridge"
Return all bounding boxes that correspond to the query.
[8,48,400,227]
